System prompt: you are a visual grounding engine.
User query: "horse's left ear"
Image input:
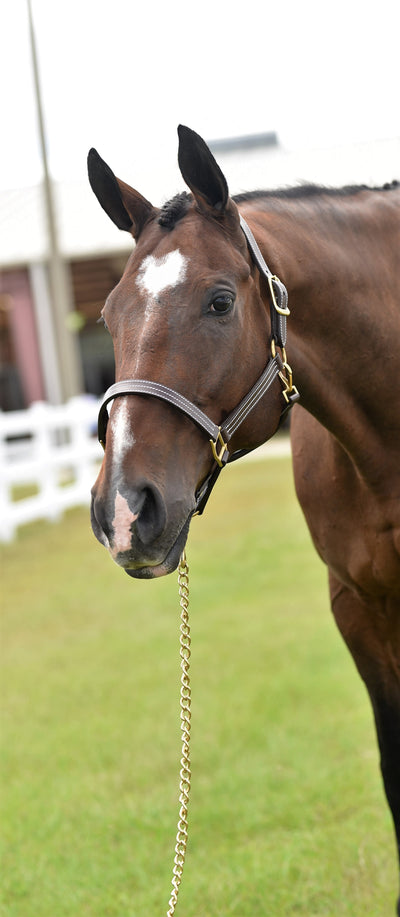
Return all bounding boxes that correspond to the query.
[177,125,230,214]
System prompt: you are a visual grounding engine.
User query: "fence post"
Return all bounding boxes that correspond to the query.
[68,396,98,497]
[31,401,63,524]
[0,413,15,541]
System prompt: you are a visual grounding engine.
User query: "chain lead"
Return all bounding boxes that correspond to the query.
[166,551,191,917]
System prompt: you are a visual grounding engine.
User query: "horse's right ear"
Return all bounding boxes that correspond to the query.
[87,148,154,239]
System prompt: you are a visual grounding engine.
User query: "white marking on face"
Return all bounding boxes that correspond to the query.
[110,400,134,472]
[111,490,138,557]
[136,249,188,299]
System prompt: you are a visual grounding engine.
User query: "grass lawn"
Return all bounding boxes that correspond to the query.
[1,455,397,916]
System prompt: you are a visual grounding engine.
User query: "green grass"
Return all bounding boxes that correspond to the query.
[1,456,397,916]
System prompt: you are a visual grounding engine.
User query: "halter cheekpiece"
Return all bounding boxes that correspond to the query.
[97,216,299,514]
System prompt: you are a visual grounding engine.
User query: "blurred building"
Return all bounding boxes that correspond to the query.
[0,178,130,410]
[0,132,398,410]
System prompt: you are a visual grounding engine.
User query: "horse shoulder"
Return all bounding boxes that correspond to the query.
[290,405,400,600]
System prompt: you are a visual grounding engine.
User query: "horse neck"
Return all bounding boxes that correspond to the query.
[241,190,400,486]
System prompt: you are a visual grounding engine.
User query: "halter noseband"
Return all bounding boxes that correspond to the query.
[97,216,299,514]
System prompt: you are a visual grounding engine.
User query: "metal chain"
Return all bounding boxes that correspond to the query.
[166,551,191,917]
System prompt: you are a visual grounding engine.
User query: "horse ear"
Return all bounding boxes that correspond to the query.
[177,125,229,213]
[87,148,154,238]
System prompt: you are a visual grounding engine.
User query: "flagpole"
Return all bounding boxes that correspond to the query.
[27,0,82,401]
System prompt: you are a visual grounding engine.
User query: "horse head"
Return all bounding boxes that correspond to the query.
[88,126,291,578]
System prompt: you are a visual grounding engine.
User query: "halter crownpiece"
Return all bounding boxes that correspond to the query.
[97,216,299,514]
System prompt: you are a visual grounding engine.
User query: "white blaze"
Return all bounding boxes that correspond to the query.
[111,490,138,556]
[136,249,188,300]
[108,402,137,555]
[108,249,188,558]
[110,399,134,471]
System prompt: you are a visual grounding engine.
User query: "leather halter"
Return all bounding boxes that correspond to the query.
[97,216,300,514]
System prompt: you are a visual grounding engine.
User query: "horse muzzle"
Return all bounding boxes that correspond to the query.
[90,479,193,579]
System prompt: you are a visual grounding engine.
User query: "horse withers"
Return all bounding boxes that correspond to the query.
[88,126,400,912]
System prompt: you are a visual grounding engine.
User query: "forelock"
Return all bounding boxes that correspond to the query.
[158,192,192,229]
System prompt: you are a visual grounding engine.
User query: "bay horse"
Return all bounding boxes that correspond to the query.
[88,126,400,913]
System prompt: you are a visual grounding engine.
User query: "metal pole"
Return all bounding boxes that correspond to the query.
[27,0,83,401]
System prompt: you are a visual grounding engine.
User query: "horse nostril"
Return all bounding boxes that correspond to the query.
[135,485,167,546]
[91,493,112,548]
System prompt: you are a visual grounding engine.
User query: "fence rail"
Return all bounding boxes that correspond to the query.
[0,396,103,542]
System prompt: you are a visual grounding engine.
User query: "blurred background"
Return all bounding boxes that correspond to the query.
[1,0,399,412]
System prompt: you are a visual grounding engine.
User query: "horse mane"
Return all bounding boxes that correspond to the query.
[233,180,399,204]
[157,182,399,229]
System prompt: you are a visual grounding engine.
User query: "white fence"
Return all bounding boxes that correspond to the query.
[0,396,103,542]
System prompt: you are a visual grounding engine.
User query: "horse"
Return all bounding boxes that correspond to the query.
[88,125,400,913]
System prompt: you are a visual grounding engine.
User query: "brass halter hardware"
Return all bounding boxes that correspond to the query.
[271,340,299,405]
[210,428,229,467]
[268,274,291,316]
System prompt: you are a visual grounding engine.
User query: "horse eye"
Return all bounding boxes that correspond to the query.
[209,294,234,315]
[97,314,109,331]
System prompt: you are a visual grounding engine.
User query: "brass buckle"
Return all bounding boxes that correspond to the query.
[268,274,290,316]
[210,429,228,467]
